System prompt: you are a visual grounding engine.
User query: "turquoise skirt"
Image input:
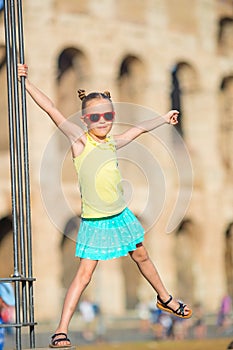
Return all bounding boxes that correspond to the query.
[75,207,144,260]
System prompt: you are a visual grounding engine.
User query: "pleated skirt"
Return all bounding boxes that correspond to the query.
[75,207,144,260]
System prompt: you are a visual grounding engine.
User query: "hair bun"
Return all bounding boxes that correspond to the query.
[103,91,111,99]
[77,89,86,100]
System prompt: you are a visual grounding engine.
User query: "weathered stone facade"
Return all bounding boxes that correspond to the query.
[0,0,233,321]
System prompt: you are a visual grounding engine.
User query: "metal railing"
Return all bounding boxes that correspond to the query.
[1,0,36,349]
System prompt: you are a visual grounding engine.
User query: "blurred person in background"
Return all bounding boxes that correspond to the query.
[0,283,15,350]
[217,295,232,335]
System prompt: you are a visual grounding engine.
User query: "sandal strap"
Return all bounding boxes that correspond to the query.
[51,333,67,339]
[157,294,173,306]
[175,302,187,316]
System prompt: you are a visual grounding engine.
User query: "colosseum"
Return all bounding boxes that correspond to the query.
[0,0,232,323]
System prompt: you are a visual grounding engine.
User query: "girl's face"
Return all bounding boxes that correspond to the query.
[82,99,114,140]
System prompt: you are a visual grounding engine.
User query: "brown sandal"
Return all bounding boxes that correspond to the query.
[156,294,192,319]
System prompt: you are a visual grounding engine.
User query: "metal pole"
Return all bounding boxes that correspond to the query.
[3,1,22,348]
[9,0,28,330]
[2,0,36,348]
[17,0,35,346]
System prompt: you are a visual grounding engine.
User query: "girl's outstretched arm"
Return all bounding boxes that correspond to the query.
[17,64,84,143]
[114,110,179,149]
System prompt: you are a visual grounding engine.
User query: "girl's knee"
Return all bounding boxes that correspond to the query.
[130,245,149,263]
[79,269,93,286]
[76,261,97,286]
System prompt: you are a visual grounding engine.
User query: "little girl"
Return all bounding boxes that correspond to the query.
[18,64,192,348]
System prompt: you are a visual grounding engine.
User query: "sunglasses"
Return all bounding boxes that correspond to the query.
[84,111,115,123]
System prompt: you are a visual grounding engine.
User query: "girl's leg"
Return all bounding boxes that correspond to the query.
[129,243,190,315]
[51,258,98,347]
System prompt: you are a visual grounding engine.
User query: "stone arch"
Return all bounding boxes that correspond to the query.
[170,61,199,137]
[174,218,199,304]
[56,47,90,183]
[57,47,89,116]
[0,215,13,277]
[218,17,233,55]
[118,55,146,104]
[60,216,80,288]
[219,75,233,175]
[0,44,9,151]
[225,223,233,299]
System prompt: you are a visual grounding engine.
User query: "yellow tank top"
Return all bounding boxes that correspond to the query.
[73,133,126,218]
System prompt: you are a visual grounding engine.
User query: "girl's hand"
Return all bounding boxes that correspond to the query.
[17,63,28,80]
[163,110,179,125]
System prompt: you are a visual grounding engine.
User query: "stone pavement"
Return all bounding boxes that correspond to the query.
[4,313,233,349]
